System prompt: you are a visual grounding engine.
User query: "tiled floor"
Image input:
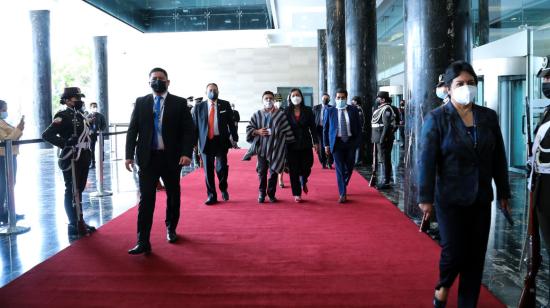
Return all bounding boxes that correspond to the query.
[0,137,548,307]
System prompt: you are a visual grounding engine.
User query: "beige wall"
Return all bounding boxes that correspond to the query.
[108,37,318,124]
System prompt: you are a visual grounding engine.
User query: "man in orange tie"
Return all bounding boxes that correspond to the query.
[192,83,239,205]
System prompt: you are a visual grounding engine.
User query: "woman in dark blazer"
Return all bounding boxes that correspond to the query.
[285,88,319,202]
[418,61,511,308]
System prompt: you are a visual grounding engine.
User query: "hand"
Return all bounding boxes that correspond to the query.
[125,159,134,172]
[418,203,434,221]
[66,136,79,146]
[179,156,191,166]
[325,146,331,155]
[499,199,510,212]
[256,128,269,136]
[17,118,25,131]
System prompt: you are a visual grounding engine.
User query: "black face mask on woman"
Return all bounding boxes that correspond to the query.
[74,100,84,110]
[542,82,550,99]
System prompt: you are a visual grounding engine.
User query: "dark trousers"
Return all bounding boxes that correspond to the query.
[536,175,550,262]
[137,150,182,245]
[332,138,356,196]
[0,155,17,222]
[257,155,278,198]
[287,148,314,197]
[62,150,91,225]
[89,134,104,164]
[376,141,393,184]
[436,202,491,308]
[316,126,333,167]
[202,137,229,199]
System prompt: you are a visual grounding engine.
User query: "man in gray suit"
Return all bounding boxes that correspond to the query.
[193,83,238,205]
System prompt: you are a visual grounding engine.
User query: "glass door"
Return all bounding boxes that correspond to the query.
[499,75,526,172]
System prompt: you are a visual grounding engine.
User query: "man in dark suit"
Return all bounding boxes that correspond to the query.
[87,102,107,169]
[323,89,362,203]
[313,93,333,169]
[125,67,194,255]
[193,83,238,205]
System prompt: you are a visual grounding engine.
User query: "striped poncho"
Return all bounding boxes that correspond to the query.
[246,109,295,173]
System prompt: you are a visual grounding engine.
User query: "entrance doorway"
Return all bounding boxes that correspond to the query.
[498,75,526,172]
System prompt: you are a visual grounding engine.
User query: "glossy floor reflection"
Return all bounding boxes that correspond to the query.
[1,138,549,307]
[356,142,549,307]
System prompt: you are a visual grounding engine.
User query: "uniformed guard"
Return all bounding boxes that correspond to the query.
[530,56,550,294]
[42,87,96,236]
[371,91,397,189]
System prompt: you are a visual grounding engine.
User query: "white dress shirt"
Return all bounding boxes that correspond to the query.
[153,92,167,150]
[208,100,220,136]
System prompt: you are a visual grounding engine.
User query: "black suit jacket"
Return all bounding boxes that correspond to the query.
[125,93,195,168]
[193,99,238,152]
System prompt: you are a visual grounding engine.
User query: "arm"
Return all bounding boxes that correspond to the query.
[179,104,195,159]
[42,114,67,148]
[490,111,511,200]
[246,113,259,143]
[192,104,200,147]
[125,99,139,160]
[99,113,107,131]
[417,113,440,204]
[0,121,22,141]
[380,109,392,143]
[226,102,238,142]
[309,109,319,145]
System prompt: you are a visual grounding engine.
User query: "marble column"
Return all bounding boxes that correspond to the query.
[30,10,52,147]
[345,0,377,164]
[93,36,109,127]
[476,0,490,47]
[326,0,346,99]
[318,29,328,102]
[403,0,472,219]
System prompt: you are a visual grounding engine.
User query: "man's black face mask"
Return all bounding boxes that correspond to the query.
[542,82,550,99]
[151,79,167,93]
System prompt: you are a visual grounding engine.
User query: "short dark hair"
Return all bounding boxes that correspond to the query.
[206,83,218,90]
[0,100,6,110]
[443,61,478,86]
[335,89,348,97]
[322,92,330,97]
[351,96,361,104]
[90,102,98,107]
[262,91,275,98]
[149,67,168,78]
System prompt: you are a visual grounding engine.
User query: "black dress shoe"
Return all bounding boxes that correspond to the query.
[204,197,218,205]
[128,243,151,255]
[338,195,347,203]
[221,191,229,201]
[167,230,178,243]
[433,296,446,308]
[258,194,266,204]
[268,196,278,203]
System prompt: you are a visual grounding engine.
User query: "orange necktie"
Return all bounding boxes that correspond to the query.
[208,103,215,139]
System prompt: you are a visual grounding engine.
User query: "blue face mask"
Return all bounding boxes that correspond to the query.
[208,90,218,101]
[335,99,347,109]
[0,112,7,120]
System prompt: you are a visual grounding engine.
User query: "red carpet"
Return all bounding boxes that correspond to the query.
[0,150,504,307]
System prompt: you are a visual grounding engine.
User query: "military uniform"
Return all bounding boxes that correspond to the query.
[371,92,397,188]
[42,87,95,236]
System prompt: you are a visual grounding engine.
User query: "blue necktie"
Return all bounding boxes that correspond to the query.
[152,96,161,149]
[340,109,349,143]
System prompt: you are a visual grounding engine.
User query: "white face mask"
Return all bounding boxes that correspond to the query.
[274,101,281,109]
[263,99,274,109]
[335,99,347,109]
[436,87,448,100]
[291,96,302,105]
[452,85,477,105]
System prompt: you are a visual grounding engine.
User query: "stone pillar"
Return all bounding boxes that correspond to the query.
[30,10,52,146]
[318,29,328,102]
[326,0,346,99]
[93,36,109,127]
[403,0,472,219]
[475,0,489,47]
[345,0,377,164]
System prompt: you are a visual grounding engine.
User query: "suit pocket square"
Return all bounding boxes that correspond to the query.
[220,110,227,114]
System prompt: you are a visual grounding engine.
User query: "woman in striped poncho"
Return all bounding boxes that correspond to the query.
[246,91,295,203]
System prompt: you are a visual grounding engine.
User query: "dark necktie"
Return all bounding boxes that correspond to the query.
[340,109,349,143]
[152,96,162,148]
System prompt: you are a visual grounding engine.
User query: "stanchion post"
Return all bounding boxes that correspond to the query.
[90,131,112,198]
[111,124,121,161]
[0,139,30,235]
